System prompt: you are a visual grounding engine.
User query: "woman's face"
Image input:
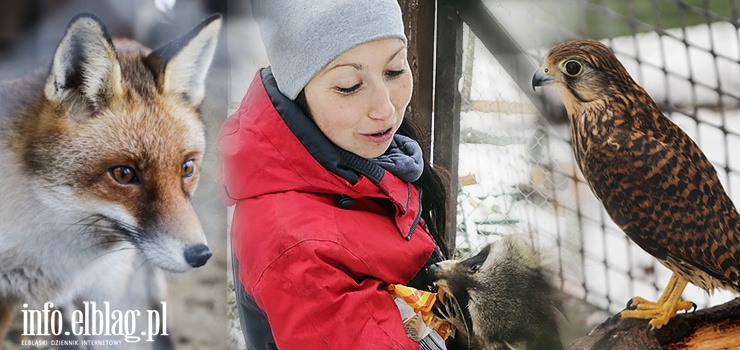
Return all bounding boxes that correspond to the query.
[304,38,412,159]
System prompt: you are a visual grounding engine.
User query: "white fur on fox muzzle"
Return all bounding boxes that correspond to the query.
[141,199,210,272]
[139,235,210,272]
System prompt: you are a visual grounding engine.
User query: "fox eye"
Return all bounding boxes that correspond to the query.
[564,60,582,76]
[110,166,138,185]
[469,263,481,273]
[182,159,195,178]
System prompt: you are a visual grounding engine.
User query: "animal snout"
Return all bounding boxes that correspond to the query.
[428,263,441,280]
[184,244,212,268]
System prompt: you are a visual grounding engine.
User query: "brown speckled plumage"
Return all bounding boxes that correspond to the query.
[533,39,740,327]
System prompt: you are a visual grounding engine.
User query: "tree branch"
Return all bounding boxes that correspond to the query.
[570,298,740,349]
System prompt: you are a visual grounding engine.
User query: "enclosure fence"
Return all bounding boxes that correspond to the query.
[451,0,740,329]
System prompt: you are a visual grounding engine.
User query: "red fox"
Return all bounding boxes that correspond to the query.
[0,13,221,346]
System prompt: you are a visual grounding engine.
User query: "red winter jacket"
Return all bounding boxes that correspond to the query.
[219,68,435,349]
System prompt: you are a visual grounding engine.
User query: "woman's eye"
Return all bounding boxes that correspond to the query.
[335,83,362,94]
[385,69,405,79]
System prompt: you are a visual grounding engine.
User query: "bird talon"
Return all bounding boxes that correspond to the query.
[625,296,653,310]
[649,317,670,330]
[644,323,653,336]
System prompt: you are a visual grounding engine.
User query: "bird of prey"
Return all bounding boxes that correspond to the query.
[532,39,740,330]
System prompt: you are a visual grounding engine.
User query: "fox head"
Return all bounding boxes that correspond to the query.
[19,13,221,273]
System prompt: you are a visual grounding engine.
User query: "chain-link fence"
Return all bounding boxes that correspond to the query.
[455,0,740,327]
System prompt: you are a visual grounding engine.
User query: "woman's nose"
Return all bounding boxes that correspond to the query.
[367,83,395,120]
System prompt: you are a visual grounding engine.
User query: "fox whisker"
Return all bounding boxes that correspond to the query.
[75,214,149,244]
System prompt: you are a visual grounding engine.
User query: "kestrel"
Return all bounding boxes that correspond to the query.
[532,39,740,330]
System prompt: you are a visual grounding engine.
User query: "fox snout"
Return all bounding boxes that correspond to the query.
[137,229,211,273]
[134,198,212,272]
[184,243,211,268]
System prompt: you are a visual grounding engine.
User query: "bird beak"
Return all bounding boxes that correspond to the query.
[532,67,555,91]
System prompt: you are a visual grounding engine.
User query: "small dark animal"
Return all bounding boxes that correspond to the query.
[429,235,563,350]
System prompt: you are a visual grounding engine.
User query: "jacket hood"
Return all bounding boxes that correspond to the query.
[218,68,412,209]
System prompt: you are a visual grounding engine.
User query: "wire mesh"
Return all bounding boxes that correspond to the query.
[455,0,740,326]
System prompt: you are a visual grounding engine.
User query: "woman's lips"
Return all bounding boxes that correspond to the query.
[361,127,394,143]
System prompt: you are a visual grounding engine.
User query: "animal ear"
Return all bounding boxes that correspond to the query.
[44,13,122,112]
[145,14,222,108]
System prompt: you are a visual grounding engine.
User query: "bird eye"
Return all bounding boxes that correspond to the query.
[182,159,196,178]
[564,60,582,76]
[110,166,139,185]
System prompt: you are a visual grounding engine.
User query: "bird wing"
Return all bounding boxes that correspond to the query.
[580,127,738,284]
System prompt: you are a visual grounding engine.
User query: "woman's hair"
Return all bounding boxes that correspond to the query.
[295,91,451,257]
[396,119,451,257]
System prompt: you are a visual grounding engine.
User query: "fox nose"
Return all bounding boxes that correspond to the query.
[184,244,212,268]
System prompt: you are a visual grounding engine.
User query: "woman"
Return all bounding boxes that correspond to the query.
[219,0,450,348]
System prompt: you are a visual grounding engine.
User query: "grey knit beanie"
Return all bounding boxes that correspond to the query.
[251,0,407,100]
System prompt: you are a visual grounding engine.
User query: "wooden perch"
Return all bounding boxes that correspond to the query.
[569,298,740,349]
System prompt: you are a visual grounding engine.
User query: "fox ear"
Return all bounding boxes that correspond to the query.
[45,13,122,112]
[145,14,222,108]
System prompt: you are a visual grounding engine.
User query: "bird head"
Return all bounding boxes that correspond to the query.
[532,39,635,115]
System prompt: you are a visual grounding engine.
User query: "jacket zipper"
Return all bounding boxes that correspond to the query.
[404,185,422,240]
